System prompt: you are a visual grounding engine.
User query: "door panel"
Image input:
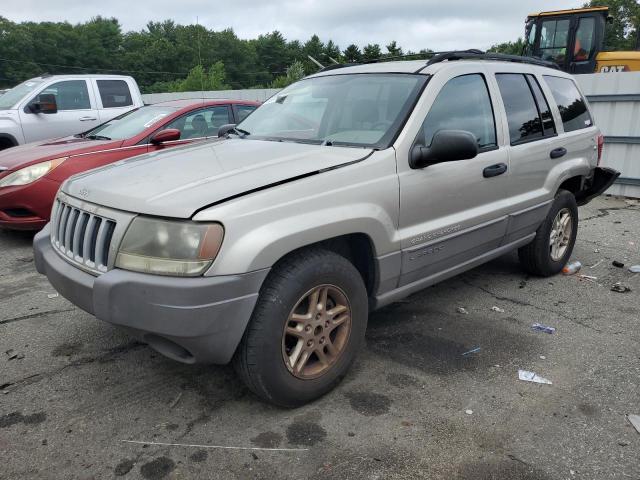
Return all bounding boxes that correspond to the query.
[397,72,510,286]
[19,80,99,143]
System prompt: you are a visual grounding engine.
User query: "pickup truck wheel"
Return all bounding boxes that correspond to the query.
[518,189,578,276]
[233,248,368,407]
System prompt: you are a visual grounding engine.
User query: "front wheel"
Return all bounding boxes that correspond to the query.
[233,248,368,407]
[518,189,578,276]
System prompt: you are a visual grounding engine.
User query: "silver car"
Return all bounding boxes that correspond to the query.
[34,53,619,406]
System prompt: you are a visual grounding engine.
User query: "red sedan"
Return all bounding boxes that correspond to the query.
[0,99,258,230]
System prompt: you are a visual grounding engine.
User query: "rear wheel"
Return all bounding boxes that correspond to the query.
[233,248,368,407]
[518,189,578,276]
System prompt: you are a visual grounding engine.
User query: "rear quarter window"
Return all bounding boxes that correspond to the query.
[97,80,133,108]
[543,76,592,132]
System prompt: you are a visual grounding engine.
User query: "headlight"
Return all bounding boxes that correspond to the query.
[115,217,224,277]
[0,157,66,187]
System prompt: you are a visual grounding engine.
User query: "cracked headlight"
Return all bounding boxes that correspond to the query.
[115,217,224,277]
[0,157,66,187]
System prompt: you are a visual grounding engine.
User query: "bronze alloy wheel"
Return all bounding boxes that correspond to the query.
[282,284,352,380]
[549,207,573,262]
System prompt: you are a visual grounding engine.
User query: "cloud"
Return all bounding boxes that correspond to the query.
[4,0,584,51]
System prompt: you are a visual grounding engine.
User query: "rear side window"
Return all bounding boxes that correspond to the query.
[97,80,133,108]
[421,74,496,150]
[543,76,592,132]
[496,73,544,144]
[526,74,556,137]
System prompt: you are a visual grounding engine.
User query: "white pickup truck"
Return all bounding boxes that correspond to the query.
[0,74,143,150]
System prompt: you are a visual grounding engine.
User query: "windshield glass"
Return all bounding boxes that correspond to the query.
[237,73,427,148]
[84,105,176,140]
[0,79,43,110]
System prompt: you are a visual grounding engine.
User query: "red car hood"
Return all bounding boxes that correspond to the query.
[0,136,124,171]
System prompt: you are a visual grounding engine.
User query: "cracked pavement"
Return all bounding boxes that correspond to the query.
[1,196,639,479]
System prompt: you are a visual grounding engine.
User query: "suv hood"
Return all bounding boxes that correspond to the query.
[63,138,372,218]
[0,136,123,171]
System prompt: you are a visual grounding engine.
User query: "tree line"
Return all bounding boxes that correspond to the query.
[0,0,637,93]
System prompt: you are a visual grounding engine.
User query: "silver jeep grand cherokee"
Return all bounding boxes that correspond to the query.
[34,53,619,406]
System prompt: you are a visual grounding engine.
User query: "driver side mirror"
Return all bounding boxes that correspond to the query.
[150,128,181,145]
[29,93,58,114]
[410,130,479,169]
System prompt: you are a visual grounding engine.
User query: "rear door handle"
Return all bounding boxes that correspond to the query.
[550,147,567,159]
[483,163,507,178]
[79,116,97,122]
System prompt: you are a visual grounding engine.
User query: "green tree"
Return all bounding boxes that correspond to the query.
[362,43,382,61]
[488,38,525,55]
[343,44,362,62]
[385,40,403,57]
[270,60,305,88]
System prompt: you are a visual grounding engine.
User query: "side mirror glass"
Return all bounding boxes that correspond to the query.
[150,128,181,145]
[29,93,58,114]
[218,123,237,137]
[410,130,479,169]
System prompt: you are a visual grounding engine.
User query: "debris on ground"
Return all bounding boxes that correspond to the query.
[578,274,598,282]
[612,261,625,268]
[611,283,632,293]
[518,280,527,289]
[456,307,469,315]
[594,248,600,253]
[465,410,473,415]
[518,370,553,385]
[531,323,556,334]
[5,349,24,361]
[461,347,481,356]
[589,259,603,269]
[47,293,59,299]
[491,306,505,313]
[627,415,640,434]
[540,355,546,360]
[168,392,182,409]
[120,439,309,452]
[629,265,640,274]
[562,261,582,275]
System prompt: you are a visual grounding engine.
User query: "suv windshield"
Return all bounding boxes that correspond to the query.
[0,79,43,110]
[238,73,427,148]
[84,105,176,140]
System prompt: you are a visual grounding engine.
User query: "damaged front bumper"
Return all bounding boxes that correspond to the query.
[576,167,621,206]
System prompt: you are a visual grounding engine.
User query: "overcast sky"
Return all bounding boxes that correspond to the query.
[5,1,584,51]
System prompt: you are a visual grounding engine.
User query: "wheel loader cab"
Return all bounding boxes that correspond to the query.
[524,7,608,74]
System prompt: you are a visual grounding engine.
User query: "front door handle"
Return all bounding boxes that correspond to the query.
[550,147,567,159]
[79,116,97,122]
[483,163,507,178]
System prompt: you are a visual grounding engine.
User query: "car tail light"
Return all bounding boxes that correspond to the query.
[597,134,604,166]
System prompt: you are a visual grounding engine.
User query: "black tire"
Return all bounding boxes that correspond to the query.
[518,189,578,276]
[233,248,368,407]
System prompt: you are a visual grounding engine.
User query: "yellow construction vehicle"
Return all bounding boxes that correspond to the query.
[524,6,640,73]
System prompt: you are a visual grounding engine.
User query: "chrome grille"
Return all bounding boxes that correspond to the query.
[51,199,117,274]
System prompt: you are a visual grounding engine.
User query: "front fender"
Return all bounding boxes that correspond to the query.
[0,112,24,145]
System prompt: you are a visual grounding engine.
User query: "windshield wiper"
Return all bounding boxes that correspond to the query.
[86,134,111,141]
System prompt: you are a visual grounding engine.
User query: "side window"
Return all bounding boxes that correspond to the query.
[496,73,544,144]
[97,80,133,108]
[574,17,595,61]
[164,107,231,139]
[539,19,570,65]
[526,74,556,136]
[543,75,593,132]
[236,104,256,123]
[34,80,91,111]
[421,74,496,150]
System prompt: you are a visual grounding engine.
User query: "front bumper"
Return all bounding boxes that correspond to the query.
[34,225,269,364]
[0,177,60,230]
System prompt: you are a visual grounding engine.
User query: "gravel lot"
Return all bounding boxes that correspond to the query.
[1,196,639,480]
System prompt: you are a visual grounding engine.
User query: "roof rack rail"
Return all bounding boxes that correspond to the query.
[317,62,360,72]
[425,50,560,69]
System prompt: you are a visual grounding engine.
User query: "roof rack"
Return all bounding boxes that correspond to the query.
[425,50,560,69]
